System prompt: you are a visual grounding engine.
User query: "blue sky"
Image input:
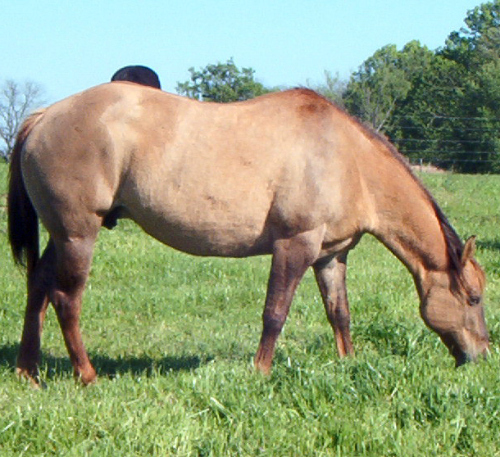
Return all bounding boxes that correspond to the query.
[1,0,482,104]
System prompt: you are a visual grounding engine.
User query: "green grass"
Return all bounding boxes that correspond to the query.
[1,162,500,456]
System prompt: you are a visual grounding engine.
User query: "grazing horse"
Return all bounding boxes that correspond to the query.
[8,84,489,385]
[111,65,161,89]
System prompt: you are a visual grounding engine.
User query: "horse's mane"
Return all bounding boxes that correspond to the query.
[291,88,465,272]
[345,106,465,272]
[290,89,464,266]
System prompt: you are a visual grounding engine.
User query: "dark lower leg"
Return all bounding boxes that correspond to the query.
[314,254,354,357]
[254,292,295,375]
[17,243,55,383]
[16,295,49,381]
[254,229,323,374]
[50,238,97,385]
[52,289,96,384]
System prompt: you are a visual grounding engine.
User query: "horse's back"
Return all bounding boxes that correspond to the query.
[19,84,363,256]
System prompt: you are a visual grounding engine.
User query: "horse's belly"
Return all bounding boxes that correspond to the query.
[125,201,273,258]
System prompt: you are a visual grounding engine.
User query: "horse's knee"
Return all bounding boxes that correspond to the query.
[262,312,287,336]
[333,306,351,329]
[50,289,82,323]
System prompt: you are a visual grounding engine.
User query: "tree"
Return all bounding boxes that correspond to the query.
[176,58,272,102]
[444,0,500,67]
[313,70,347,107]
[343,44,412,131]
[340,16,500,173]
[0,80,45,162]
[438,0,500,172]
[387,53,467,169]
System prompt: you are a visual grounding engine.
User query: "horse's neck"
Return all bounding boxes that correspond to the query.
[363,158,450,283]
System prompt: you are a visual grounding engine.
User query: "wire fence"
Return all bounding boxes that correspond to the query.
[379,115,500,172]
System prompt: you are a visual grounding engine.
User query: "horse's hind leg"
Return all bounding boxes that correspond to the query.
[49,237,97,385]
[16,241,56,385]
[313,253,354,357]
[254,228,323,375]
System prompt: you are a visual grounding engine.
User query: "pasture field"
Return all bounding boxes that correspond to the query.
[0,162,500,456]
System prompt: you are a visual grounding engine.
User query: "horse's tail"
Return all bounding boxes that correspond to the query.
[7,109,46,276]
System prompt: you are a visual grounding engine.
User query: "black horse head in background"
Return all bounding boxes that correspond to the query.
[111,65,161,89]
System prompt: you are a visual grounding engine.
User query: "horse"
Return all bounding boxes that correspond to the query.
[111,65,161,89]
[7,84,489,385]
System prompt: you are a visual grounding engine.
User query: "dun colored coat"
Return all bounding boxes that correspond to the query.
[8,84,489,385]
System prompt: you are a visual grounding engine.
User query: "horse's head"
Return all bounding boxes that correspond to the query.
[420,237,489,366]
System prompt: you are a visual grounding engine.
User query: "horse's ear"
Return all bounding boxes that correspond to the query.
[461,236,476,265]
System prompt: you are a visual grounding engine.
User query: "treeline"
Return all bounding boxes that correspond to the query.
[176,2,500,173]
[334,0,500,173]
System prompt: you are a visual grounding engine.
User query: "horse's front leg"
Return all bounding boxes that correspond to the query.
[254,228,324,375]
[313,253,354,358]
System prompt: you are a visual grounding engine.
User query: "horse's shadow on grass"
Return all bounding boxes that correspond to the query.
[0,342,212,381]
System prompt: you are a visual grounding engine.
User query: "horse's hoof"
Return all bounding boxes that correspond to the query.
[75,369,98,386]
[253,360,272,377]
[16,367,45,389]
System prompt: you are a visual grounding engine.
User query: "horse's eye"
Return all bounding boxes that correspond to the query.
[469,295,482,306]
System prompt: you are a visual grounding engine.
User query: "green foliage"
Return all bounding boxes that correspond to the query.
[337,1,500,173]
[313,71,347,107]
[176,58,272,102]
[344,44,414,131]
[444,0,500,66]
[1,163,500,455]
[434,1,500,172]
